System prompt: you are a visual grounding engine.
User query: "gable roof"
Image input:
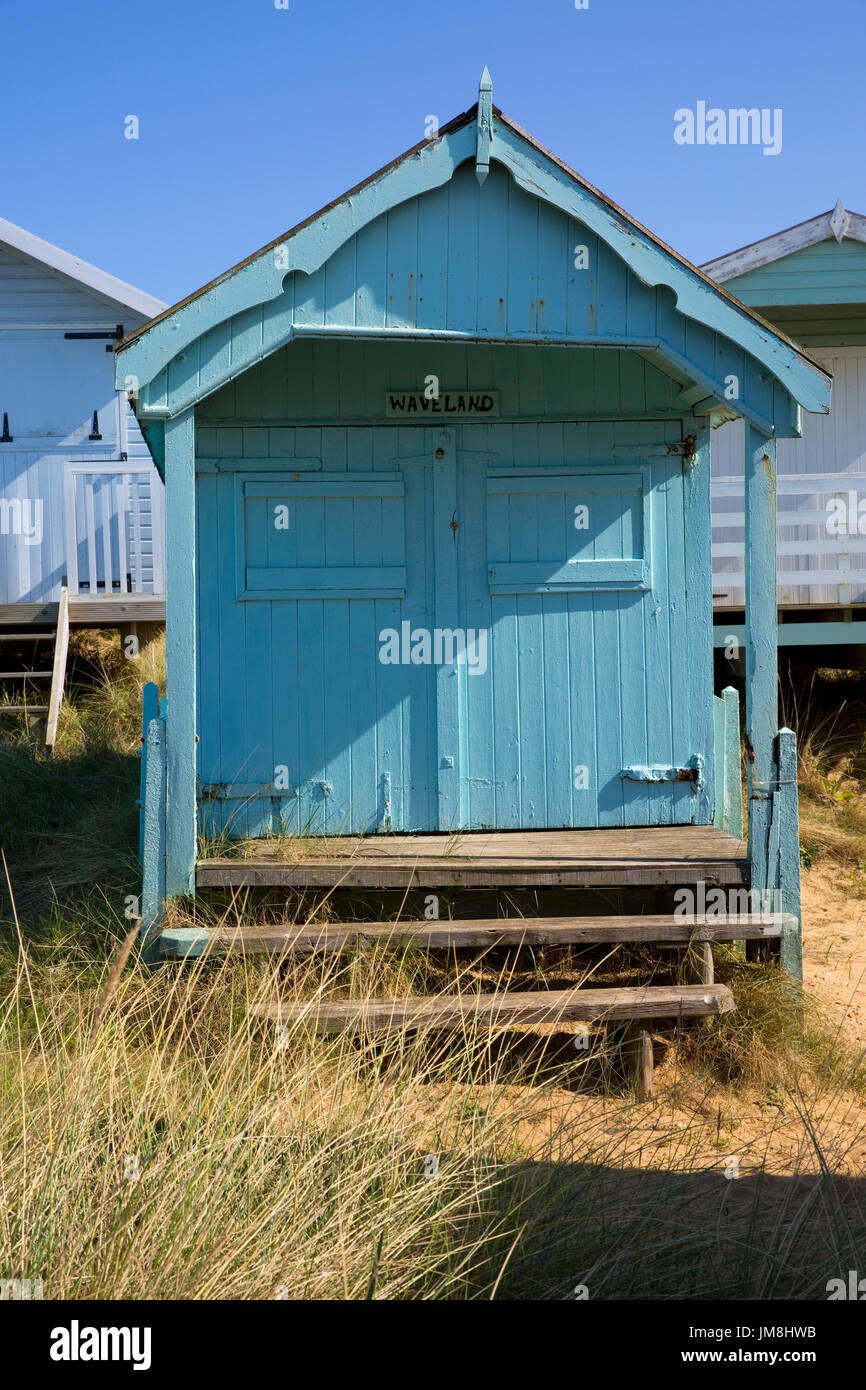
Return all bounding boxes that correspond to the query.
[0,214,167,321]
[116,77,832,419]
[701,201,866,284]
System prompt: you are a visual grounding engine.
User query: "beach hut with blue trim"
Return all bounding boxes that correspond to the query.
[121,73,829,976]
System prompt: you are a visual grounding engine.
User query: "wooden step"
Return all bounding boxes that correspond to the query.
[197,827,749,890]
[159,913,793,958]
[253,983,735,1030]
[254,982,734,1101]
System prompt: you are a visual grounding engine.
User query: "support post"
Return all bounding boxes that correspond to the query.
[141,716,166,965]
[683,422,715,827]
[625,1019,654,1101]
[722,685,743,839]
[45,585,70,750]
[164,409,197,898]
[713,685,743,838]
[744,427,777,905]
[139,681,160,861]
[776,727,803,981]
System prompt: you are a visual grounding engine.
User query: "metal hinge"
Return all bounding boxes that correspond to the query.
[610,434,698,467]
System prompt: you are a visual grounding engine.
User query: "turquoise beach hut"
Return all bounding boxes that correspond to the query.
[121,75,828,992]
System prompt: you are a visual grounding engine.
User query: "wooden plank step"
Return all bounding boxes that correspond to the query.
[197,854,748,890]
[253,983,735,1031]
[159,913,793,958]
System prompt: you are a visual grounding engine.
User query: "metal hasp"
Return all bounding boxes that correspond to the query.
[621,758,704,795]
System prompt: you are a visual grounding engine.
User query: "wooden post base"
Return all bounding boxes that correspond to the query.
[625,1019,654,1101]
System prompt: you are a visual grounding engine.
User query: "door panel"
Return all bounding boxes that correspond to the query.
[455,429,698,829]
[196,436,438,839]
[197,423,703,839]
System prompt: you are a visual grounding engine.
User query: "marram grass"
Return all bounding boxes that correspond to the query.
[2,634,866,1299]
[2,910,866,1301]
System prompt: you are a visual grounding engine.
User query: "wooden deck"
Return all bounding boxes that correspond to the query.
[197,825,749,890]
[0,596,165,628]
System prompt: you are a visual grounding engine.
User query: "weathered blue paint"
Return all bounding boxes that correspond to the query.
[158,926,211,959]
[744,427,778,900]
[116,76,828,900]
[683,423,714,827]
[776,727,802,980]
[164,409,197,895]
[715,622,866,648]
[195,402,710,839]
[476,67,493,185]
[712,686,743,839]
[139,681,160,860]
[141,715,166,964]
[118,114,830,432]
[723,239,866,309]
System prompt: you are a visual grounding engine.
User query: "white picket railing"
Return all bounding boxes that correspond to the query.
[712,469,866,608]
[62,462,165,598]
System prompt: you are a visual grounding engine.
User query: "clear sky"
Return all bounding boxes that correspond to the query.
[2,0,863,307]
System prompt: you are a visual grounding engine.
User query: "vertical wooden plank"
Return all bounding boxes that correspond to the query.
[128,472,143,592]
[296,600,327,834]
[116,475,130,593]
[458,447,493,828]
[683,422,714,826]
[139,681,160,861]
[195,472,221,836]
[713,695,724,831]
[100,474,113,593]
[141,715,166,965]
[745,425,778,897]
[217,472,250,837]
[243,599,273,837]
[625,1019,654,1101]
[642,452,671,827]
[432,428,462,828]
[45,585,69,750]
[322,598,351,833]
[84,475,97,593]
[150,470,166,597]
[62,467,79,595]
[164,408,197,896]
[777,727,802,980]
[723,685,743,839]
[270,592,300,836]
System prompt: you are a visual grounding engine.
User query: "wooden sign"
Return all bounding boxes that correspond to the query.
[385,390,499,419]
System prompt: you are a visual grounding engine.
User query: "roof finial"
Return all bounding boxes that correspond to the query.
[830,198,850,244]
[476,67,493,185]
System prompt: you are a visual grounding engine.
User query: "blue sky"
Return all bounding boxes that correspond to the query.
[2,0,863,306]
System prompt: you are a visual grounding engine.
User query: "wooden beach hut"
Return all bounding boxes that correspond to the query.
[704,203,866,664]
[0,216,166,740]
[124,75,827,1072]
